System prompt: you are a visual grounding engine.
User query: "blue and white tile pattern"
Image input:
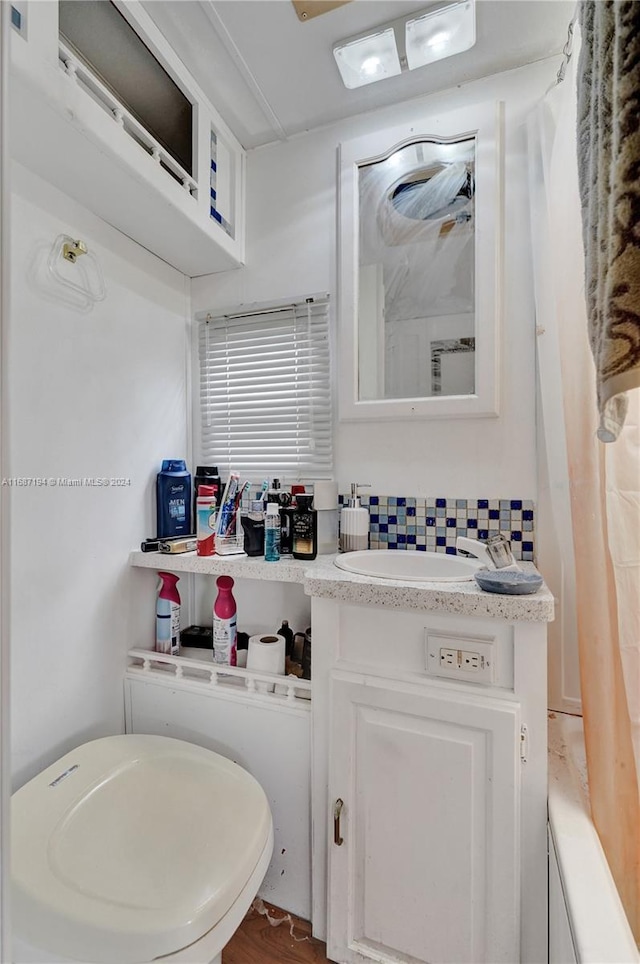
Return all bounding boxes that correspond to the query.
[340,495,535,562]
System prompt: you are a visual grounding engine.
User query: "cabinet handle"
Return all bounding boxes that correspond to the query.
[334,798,344,846]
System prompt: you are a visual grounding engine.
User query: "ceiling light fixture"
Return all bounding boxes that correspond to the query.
[332,26,401,89]
[333,0,475,89]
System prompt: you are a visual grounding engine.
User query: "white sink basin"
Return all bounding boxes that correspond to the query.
[334,549,484,582]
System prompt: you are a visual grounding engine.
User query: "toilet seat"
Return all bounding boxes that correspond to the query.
[12,735,273,963]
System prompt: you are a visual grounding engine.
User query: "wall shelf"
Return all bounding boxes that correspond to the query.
[130,549,318,584]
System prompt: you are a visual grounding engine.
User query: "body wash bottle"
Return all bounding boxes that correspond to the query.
[292,494,317,560]
[340,483,370,552]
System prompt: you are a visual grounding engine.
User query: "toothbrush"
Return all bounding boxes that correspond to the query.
[227,480,252,534]
[217,473,240,537]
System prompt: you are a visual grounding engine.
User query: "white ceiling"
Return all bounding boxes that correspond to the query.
[143,0,574,149]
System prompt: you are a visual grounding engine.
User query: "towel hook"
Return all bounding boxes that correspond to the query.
[62,239,88,263]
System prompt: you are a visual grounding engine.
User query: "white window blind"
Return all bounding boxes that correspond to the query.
[198,295,333,480]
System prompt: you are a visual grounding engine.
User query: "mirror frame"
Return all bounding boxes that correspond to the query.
[338,101,503,420]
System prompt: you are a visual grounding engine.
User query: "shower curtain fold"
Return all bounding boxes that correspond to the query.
[576,0,640,442]
[527,21,640,942]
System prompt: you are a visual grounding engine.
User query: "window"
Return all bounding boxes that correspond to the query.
[197,296,332,481]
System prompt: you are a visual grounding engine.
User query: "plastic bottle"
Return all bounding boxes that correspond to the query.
[279,493,294,555]
[277,619,295,660]
[193,465,222,523]
[265,502,281,562]
[196,485,217,557]
[292,494,317,560]
[284,506,298,555]
[213,575,237,665]
[156,460,192,538]
[266,478,281,504]
[156,572,180,655]
[340,482,371,552]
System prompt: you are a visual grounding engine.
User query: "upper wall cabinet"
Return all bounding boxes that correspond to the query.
[9,1,245,277]
[338,102,503,420]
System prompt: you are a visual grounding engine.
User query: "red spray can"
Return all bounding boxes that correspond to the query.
[213,575,237,665]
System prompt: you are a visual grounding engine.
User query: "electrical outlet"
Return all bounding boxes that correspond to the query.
[440,648,458,668]
[461,650,483,672]
[426,633,495,684]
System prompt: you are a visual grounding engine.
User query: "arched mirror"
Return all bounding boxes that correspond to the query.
[339,102,503,420]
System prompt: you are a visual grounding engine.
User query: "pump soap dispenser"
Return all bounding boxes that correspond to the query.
[340,483,370,553]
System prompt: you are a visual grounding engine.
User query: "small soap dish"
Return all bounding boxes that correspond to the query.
[474,569,543,595]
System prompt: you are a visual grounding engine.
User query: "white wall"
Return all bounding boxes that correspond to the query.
[192,59,552,499]
[9,164,190,788]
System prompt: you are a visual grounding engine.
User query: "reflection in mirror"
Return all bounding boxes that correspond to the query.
[357,136,476,401]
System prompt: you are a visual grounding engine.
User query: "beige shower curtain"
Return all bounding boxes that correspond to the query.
[529,18,640,941]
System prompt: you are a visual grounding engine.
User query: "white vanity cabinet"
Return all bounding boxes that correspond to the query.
[310,595,550,964]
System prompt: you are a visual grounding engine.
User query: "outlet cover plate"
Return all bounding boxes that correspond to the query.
[426,632,495,684]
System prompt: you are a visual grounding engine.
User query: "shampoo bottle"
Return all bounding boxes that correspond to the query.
[340,483,371,552]
[156,572,180,655]
[213,575,237,665]
[157,460,191,538]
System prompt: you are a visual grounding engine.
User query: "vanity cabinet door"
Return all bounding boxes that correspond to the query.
[327,674,521,964]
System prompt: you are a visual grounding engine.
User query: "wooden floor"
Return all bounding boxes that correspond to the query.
[223,900,331,964]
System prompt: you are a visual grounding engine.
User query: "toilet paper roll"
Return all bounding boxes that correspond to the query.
[312,480,338,510]
[247,634,286,693]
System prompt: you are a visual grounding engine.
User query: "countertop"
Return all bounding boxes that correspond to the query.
[130,551,554,622]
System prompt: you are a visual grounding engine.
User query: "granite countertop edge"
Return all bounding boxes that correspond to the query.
[303,560,554,621]
[130,552,554,622]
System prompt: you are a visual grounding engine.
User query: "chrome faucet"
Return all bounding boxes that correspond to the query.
[456,533,521,570]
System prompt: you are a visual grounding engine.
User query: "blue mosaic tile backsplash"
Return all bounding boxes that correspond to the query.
[339,495,535,562]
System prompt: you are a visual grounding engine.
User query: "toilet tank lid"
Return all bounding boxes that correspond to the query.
[11,735,272,963]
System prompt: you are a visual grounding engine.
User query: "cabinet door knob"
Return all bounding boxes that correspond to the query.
[334,798,344,846]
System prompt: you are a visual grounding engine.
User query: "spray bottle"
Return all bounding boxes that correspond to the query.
[213,575,237,665]
[156,572,180,655]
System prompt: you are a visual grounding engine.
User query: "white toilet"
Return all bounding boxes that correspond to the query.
[11,734,274,964]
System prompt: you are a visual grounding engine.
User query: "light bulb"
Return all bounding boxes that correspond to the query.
[427,30,450,50]
[333,26,401,88]
[405,1,476,71]
[361,56,382,76]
